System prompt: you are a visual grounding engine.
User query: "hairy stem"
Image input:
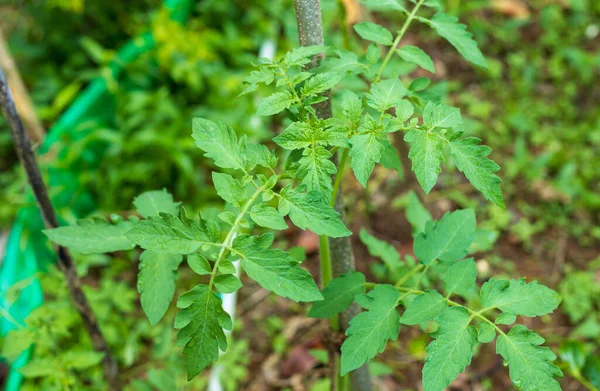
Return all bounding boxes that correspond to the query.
[0,67,121,390]
[294,1,372,390]
[373,0,427,84]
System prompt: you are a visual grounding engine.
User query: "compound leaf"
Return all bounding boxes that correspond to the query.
[404,129,445,194]
[175,284,232,379]
[496,325,563,391]
[341,285,401,375]
[422,307,477,391]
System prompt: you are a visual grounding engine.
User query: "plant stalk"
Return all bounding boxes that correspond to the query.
[0,67,121,390]
[293,1,372,390]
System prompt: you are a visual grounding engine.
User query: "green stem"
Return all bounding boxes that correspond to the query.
[570,371,600,391]
[330,148,350,208]
[373,0,427,84]
[319,234,340,331]
[394,264,424,288]
[208,186,265,291]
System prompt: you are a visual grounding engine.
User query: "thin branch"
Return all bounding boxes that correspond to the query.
[0,66,121,390]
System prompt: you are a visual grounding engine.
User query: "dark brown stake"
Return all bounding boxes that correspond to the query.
[293,1,373,390]
[0,67,121,390]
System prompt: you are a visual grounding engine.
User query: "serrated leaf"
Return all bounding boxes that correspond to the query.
[395,100,414,123]
[350,131,387,187]
[297,146,337,195]
[406,190,432,235]
[309,271,366,318]
[443,258,476,297]
[134,190,180,218]
[423,13,487,68]
[249,204,288,230]
[477,322,496,343]
[284,45,327,67]
[239,246,323,302]
[126,213,218,255]
[214,274,242,294]
[480,279,561,317]
[366,79,407,112]
[341,285,401,375]
[450,137,505,208]
[422,307,477,391]
[278,186,351,237]
[212,172,246,207]
[44,218,136,254]
[257,91,295,116]
[414,209,476,265]
[192,118,245,171]
[496,325,563,391]
[274,121,348,151]
[341,90,363,123]
[175,285,232,379]
[353,22,394,45]
[138,251,183,325]
[423,102,462,130]
[404,129,445,194]
[188,254,212,275]
[301,72,342,96]
[359,229,402,272]
[397,45,435,73]
[400,290,447,325]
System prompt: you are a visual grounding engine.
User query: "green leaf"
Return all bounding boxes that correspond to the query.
[480,279,561,317]
[63,349,105,369]
[443,258,476,297]
[362,0,408,13]
[366,79,407,112]
[400,290,447,325]
[278,186,351,238]
[397,45,435,73]
[284,45,327,67]
[477,322,496,343]
[212,172,246,207]
[379,141,403,177]
[359,229,402,272]
[2,329,34,361]
[175,284,232,379]
[126,213,218,255]
[309,271,366,318]
[297,146,337,195]
[44,218,136,254]
[19,358,57,378]
[406,190,432,235]
[138,251,183,325]
[240,246,323,302]
[422,307,477,391]
[404,129,445,194]
[302,72,342,96]
[214,274,242,294]
[423,13,487,68]
[133,190,180,218]
[450,137,505,208]
[192,118,245,171]
[257,91,295,116]
[353,22,394,45]
[249,204,288,230]
[366,43,381,64]
[188,254,212,275]
[350,131,387,187]
[496,325,563,391]
[423,102,463,130]
[274,121,348,151]
[495,313,517,325]
[413,209,476,265]
[341,285,401,375]
[341,90,363,123]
